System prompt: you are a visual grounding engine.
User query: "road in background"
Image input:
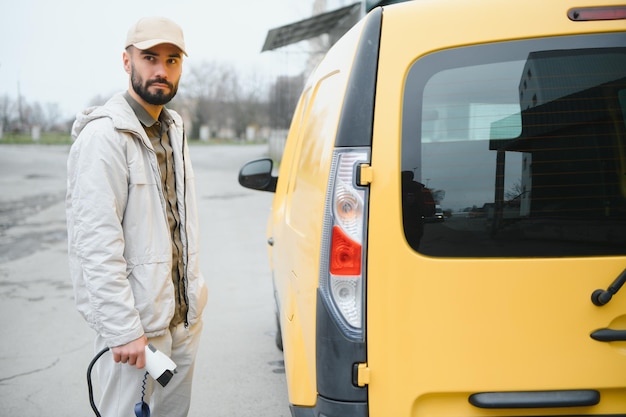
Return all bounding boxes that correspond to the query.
[0,144,288,417]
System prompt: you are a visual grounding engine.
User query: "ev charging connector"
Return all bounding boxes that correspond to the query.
[144,343,177,387]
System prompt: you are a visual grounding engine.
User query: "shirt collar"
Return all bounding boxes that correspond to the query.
[123,91,173,128]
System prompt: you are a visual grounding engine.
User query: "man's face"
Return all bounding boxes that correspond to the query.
[125,43,183,106]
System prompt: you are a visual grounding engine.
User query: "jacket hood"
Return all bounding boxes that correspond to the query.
[71,92,183,141]
[71,93,142,140]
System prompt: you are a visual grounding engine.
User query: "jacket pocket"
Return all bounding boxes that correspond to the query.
[127,261,174,333]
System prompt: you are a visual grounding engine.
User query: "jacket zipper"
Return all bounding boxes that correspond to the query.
[181,126,190,328]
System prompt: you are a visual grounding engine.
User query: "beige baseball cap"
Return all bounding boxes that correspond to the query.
[125,16,187,56]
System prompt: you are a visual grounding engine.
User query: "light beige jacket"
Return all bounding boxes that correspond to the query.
[66,93,208,347]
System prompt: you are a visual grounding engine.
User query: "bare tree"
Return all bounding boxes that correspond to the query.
[180,60,235,138]
[0,94,16,133]
[505,180,525,201]
[43,103,64,131]
[179,60,273,140]
[269,74,304,129]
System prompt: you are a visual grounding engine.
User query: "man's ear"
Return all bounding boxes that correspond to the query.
[123,50,131,75]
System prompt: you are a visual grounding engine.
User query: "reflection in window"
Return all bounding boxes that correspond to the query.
[402,38,626,257]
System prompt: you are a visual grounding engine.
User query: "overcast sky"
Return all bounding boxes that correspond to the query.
[0,0,334,118]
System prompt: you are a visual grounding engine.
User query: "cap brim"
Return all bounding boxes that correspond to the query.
[132,39,187,56]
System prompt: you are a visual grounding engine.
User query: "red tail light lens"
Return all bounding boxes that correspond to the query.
[330,225,362,275]
[568,6,626,21]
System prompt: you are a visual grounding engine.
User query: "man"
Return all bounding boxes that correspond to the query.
[66,16,208,417]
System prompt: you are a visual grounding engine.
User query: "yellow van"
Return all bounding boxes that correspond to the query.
[239,1,626,416]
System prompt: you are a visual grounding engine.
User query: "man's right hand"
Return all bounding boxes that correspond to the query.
[111,335,148,369]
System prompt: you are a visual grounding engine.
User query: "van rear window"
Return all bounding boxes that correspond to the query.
[401,34,626,257]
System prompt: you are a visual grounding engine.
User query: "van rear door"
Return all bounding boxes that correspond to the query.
[365,2,626,415]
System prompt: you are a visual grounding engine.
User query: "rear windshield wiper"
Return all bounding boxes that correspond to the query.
[591,268,626,306]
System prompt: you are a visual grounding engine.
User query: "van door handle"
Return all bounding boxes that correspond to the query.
[590,328,626,342]
[267,237,274,246]
[469,389,599,408]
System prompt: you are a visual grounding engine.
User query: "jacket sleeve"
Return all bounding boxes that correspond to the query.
[67,118,144,347]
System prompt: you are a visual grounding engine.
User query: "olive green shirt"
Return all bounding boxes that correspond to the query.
[124,92,188,326]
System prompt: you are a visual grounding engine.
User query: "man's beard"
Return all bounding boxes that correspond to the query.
[131,67,178,106]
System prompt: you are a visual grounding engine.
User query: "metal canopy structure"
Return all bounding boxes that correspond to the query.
[261,0,410,52]
[261,2,362,52]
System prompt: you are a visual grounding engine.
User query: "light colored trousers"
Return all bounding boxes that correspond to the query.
[94,320,203,417]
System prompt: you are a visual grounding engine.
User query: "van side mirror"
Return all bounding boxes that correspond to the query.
[238,158,277,192]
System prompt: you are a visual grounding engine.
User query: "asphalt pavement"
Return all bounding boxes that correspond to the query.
[0,143,289,417]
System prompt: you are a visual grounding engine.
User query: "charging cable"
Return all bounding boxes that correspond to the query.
[87,347,151,417]
[87,347,109,417]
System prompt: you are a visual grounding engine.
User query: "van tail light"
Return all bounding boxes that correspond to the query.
[568,6,626,21]
[330,226,362,276]
[319,148,369,340]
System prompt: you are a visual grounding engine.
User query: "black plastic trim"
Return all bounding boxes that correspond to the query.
[591,328,626,341]
[290,404,315,417]
[316,291,367,401]
[334,7,382,148]
[469,390,600,409]
[290,396,367,417]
